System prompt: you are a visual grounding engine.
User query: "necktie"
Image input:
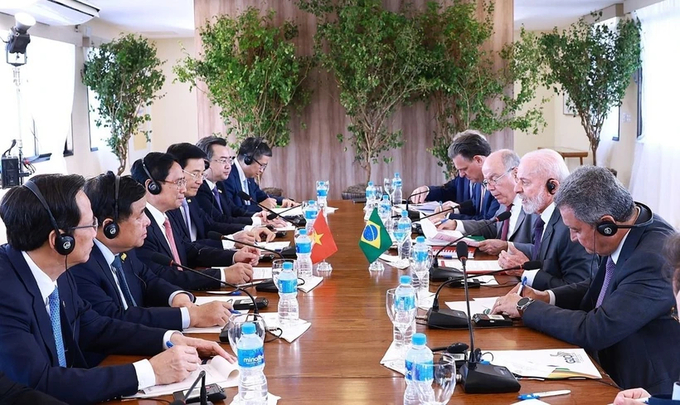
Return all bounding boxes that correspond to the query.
[479,185,487,212]
[212,187,223,213]
[243,179,250,205]
[596,257,616,307]
[111,254,137,308]
[163,218,182,266]
[531,216,546,260]
[500,204,513,241]
[181,199,192,231]
[48,287,67,367]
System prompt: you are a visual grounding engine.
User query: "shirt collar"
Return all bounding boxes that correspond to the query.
[145,202,167,229]
[204,179,216,191]
[21,251,57,306]
[93,238,116,267]
[235,161,248,184]
[540,202,556,225]
[511,194,523,210]
[609,231,630,264]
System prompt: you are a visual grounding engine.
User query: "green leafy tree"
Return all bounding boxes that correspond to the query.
[174,8,314,149]
[299,0,428,183]
[539,15,641,166]
[417,1,545,175]
[82,34,165,175]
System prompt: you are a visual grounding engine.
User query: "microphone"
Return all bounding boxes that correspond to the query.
[206,230,295,260]
[501,260,542,272]
[456,241,521,394]
[237,191,305,226]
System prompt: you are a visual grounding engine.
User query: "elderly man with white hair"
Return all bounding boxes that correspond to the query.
[497,149,594,290]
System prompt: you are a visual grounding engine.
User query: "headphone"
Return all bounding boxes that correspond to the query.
[141,158,161,195]
[242,138,263,166]
[103,175,120,239]
[596,202,654,236]
[24,181,76,256]
[546,178,557,195]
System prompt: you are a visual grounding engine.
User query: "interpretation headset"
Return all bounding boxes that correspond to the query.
[141,157,161,195]
[242,138,263,166]
[596,202,654,236]
[546,178,557,195]
[24,180,76,255]
[103,175,120,239]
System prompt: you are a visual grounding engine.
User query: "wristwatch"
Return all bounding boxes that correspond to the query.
[516,297,535,316]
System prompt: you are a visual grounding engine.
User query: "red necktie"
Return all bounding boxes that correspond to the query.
[500,204,512,241]
[163,218,182,268]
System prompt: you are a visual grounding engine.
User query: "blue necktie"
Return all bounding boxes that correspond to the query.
[212,187,223,213]
[112,255,137,307]
[48,287,67,367]
[531,217,545,260]
[596,257,616,308]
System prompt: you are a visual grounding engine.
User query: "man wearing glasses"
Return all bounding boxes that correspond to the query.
[437,150,536,256]
[223,137,297,213]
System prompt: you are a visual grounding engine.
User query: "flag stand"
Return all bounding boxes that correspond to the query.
[368,260,384,272]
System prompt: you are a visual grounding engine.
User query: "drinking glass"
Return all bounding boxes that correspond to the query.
[225,313,267,354]
[415,353,457,405]
[383,178,394,199]
[386,288,416,349]
[272,259,295,289]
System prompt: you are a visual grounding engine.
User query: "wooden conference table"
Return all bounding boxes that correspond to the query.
[103,200,619,404]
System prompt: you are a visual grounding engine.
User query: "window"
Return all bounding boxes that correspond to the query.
[84,47,111,152]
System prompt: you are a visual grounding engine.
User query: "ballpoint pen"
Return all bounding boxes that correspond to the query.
[166,341,173,348]
[518,389,571,400]
[517,276,528,296]
[229,309,241,314]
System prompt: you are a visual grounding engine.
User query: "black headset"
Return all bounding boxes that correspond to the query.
[242,138,263,166]
[103,175,120,239]
[24,181,76,256]
[596,202,654,236]
[141,158,161,195]
[546,178,557,195]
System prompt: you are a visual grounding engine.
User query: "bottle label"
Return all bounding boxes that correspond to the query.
[395,294,415,311]
[238,346,265,368]
[405,360,414,381]
[414,360,434,381]
[413,250,429,263]
[278,278,298,293]
[316,189,328,197]
[296,242,312,254]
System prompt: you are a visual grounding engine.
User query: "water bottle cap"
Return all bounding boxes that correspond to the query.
[368,181,373,186]
[308,200,315,205]
[412,333,426,346]
[395,172,400,177]
[416,236,425,243]
[401,210,408,217]
[399,275,411,285]
[242,322,256,334]
[282,262,293,270]
[299,229,307,235]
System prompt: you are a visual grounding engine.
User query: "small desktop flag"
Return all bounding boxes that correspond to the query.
[310,213,338,264]
[359,208,391,263]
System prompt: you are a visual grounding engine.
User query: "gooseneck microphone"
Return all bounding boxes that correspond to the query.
[237,191,305,226]
[456,241,521,394]
[206,230,289,259]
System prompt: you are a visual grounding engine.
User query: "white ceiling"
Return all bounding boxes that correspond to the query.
[515,0,619,31]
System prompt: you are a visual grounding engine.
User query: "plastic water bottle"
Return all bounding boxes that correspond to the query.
[379,193,392,230]
[304,200,319,235]
[295,229,313,278]
[396,210,412,261]
[393,319,415,349]
[316,180,328,215]
[392,172,403,205]
[404,333,434,405]
[412,236,430,273]
[394,275,416,337]
[277,262,299,324]
[365,181,376,219]
[411,236,430,306]
[237,322,268,404]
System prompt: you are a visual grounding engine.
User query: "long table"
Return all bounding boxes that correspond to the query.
[103,200,619,404]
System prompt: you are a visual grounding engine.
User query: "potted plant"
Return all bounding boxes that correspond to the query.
[82,34,165,175]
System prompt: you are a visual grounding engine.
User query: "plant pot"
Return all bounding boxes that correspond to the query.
[342,183,367,201]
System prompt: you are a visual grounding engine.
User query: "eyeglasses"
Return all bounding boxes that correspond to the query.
[212,157,235,166]
[69,217,98,231]
[482,167,515,188]
[252,157,267,171]
[161,178,187,189]
[183,170,205,182]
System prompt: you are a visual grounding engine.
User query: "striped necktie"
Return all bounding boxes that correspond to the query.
[111,254,137,308]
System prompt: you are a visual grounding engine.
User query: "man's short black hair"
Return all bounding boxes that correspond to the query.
[84,171,146,226]
[196,136,228,161]
[166,143,208,169]
[237,137,272,162]
[449,130,492,160]
[131,152,177,185]
[0,174,85,251]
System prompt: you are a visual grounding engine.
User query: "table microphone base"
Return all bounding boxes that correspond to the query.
[426,308,469,329]
[459,361,521,394]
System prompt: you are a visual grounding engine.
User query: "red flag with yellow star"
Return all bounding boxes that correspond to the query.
[310,213,338,264]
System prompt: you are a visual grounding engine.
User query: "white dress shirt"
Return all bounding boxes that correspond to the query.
[235,163,250,205]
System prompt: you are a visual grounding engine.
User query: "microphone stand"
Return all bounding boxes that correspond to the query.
[207,231,294,260]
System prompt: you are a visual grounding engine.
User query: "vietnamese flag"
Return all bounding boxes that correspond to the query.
[310,213,338,264]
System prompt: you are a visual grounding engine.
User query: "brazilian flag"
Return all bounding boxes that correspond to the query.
[359,208,392,263]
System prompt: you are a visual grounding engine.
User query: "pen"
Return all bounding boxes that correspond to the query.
[518,389,571,400]
[166,341,173,348]
[517,276,528,296]
[229,309,240,314]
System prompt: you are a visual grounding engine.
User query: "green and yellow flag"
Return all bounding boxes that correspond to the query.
[359,208,392,263]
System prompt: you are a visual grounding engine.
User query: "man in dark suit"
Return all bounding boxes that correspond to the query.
[0,174,231,403]
[222,137,297,213]
[414,130,499,220]
[492,166,680,395]
[497,149,594,290]
[0,372,66,404]
[438,149,535,255]
[71,173,233,334]
[131,153,258,291]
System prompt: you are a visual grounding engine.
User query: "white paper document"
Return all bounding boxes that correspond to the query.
[379,253,410,269]
[271,206,303,216]
[298,276,323,293]
[441,259,501,274]
[194,296,256,306]
[511,400,550,405]
[256,241,290,251]
[230,393,281,405]
[419,220,480,247]
[259,313,311,343]
[417,292,436,310]
[275,224,296,232]
[445,296,501,318]
[253,267,273,280]
[410,201,441,213]
[380,341,406,375]
[487,348,602,379]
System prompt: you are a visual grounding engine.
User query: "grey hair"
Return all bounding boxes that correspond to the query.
[497,149,520,171]
[447,129,491,161]
[521,149,570,183]
[195,136,227,161]
[554,165,635,225]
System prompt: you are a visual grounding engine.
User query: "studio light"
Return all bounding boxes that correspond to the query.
[6,12,36,66]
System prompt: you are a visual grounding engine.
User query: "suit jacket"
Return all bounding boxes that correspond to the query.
[460,203,534,244]
[223,163,284,213]
[71,244,184,331]
[0,245,166,404]
[515,208,595,290]
[0,371,66,405]
[522,213,680,395]
[195,181,253,227]
[425,176,471,204]
[136,208,233,290]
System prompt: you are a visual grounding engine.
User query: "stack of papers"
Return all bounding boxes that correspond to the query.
[487,348,602,379]
[441,259,502,274]
[410,201,441,213]
[419,220,480,247]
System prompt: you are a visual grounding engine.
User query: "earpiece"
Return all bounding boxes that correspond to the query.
[141,158,161,195]
[242,138,263,166]
[24,181,76,256]
[546,178,557,195]
[595,203,654,236]
[103,175,120,239]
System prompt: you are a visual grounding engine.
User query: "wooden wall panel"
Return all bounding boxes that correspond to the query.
[193,0,513,201]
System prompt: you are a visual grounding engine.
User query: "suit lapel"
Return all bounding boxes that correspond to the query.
[91,244,125,307]
[510,209,527,240]
[539,209,560,259]
[144,208,174,258]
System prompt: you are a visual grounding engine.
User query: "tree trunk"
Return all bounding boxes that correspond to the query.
[365,163,372,186]
[590,137,599,166]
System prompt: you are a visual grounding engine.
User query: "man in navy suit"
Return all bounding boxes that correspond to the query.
[0,174,231,403]
[71,172,233,334]
[131,153,259,291]
[414,130,499,220]
[438,149,535,255]
[222,137,297,213]
[497,149,594,290]
[492,166,680,395]
[0,372,66,404]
